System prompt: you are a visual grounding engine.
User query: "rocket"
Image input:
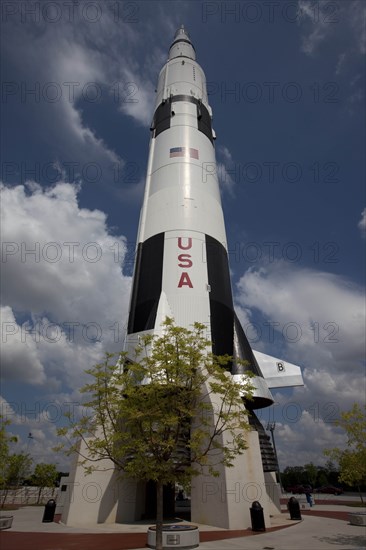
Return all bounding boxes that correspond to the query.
[126,26,302,410]
[59,26,304,528]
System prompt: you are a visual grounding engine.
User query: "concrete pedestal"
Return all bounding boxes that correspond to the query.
[349,512,366,526]
[147,525,199,549]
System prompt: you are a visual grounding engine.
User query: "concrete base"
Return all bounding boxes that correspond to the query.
[191,431,272,530]
[147,525,199,549]
[0,516,13,530]
[264,472,281,516]
[60,440,145,526]
[349,512,366,526]
[62,404,280,530]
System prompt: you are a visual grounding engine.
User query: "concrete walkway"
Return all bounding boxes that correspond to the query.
[1,503,365,549]
[198,514,366,549]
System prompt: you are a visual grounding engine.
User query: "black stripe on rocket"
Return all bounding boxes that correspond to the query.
[205,235,263,377]
[127,233,164,334]
[150,95,214,144]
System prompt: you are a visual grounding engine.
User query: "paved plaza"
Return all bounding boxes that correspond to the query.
[1,499,365,549]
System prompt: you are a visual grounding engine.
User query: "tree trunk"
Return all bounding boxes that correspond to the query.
[155,481,164,550]
[1,488,9,508]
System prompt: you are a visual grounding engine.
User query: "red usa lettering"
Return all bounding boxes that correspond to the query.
[178,272,193,288]
[178,254,193,268]
[177,237,193,288]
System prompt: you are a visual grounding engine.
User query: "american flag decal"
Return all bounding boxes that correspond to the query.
[170,147,199,159]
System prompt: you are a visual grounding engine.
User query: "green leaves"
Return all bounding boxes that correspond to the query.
[2,453,33,488]
[324,403,366,502]
[57,317,254,488]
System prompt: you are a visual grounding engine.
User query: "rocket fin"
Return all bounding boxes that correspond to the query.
[253,350,304,389]
[155,290,174,329]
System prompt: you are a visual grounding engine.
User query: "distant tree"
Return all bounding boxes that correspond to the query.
[324,460,339,485]
[304,462,318,487]
[325,403,366,503]
[30,463,59,503]
[317,471,329,487]
[1,452,33,508]
[324,460,337,473]
[0,415,17,488]
[5,453,33,487]
[0,416,34,507]
[57,318,254,550]
[282,466,305,488]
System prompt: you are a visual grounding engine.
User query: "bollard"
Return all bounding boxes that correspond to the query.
[42,499,56,523]
[288,496,302,520]
[250,500,266,531]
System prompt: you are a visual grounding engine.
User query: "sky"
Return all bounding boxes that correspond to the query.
[1,0,365,474]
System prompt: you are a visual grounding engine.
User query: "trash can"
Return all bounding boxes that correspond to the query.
[250,500,266,531]
[288,496,302,520]
[42,499,56,523]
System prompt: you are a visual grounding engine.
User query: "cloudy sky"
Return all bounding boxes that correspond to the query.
[1,0,365,472]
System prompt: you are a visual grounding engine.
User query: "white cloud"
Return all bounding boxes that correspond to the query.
[217,145,236,195]
[1,306,46,385]
[273,412,347,467]
[335,52,346,75]
[1,182,131,391]
[298,0,330,55]
[218,146,233,163]
[307,0,366,116]
[117,63,160,127]
[358,207,366,236]
[0,180,132,468]
[236,263,364,374]
[235,260,365,465]
[4,19,122,167]
[1,7,173,178]
[349,0,366,54]
[299,0,366,57]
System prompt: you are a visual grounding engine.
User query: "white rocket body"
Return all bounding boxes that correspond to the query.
[126,27,302,408]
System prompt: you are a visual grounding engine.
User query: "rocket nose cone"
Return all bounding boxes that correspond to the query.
[174,24,191,42]
[169,24,196,60]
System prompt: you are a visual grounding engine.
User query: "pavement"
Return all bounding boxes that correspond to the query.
[1,500,365,549]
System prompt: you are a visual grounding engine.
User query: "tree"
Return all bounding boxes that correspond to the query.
[282,466,305,488]
[0,416,33,507]
[303,462,318,487]
[0,415,17,488]
[1,451,33,508]
[324,460,339,485]
[317,470,329,487]
[324,403,366,503]
[30,463,59,504]
[57,318,254,550]
[5,453,33,487]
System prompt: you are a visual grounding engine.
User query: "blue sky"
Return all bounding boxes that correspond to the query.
[1,0,365,471]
